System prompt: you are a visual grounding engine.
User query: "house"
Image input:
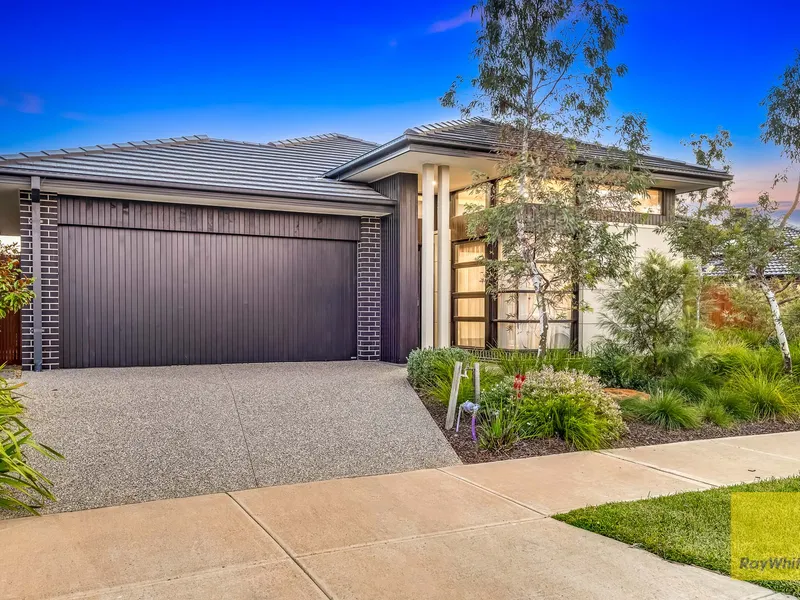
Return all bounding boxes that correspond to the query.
[0,118,731,370]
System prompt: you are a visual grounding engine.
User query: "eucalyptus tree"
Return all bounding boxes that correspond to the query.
[659,130,732,326]
[715,52,800,373]
[442,0,651,354]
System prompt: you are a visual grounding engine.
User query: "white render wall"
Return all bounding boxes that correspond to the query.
[578,224,674,353]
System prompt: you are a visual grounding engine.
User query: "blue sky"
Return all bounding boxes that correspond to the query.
[2,0,799,210]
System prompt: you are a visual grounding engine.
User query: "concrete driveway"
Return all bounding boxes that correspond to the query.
[15,362,458,515]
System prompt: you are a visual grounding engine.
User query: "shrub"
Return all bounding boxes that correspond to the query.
[477,380,521,450]
[517,367,626,449]
[588,341,649,390]
[725,371,800,421]
[698,398,734,428]
[407,347,473,389]
[620,390,701,430]
[493,349,539,376]
[0,379,63,514]
[520,396,607,450]
[659,368,718,403]
[599,251,695,374]
[702,387,754,421]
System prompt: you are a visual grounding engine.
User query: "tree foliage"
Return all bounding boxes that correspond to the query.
[442,0,650,353]
[599,251,694,372]
[761,50,800,226]
[0,243,34,320]
[659,130,732,325]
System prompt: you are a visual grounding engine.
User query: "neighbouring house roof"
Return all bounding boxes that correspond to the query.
[707,226,800,277]
[0,133,390,206]
[326,117,733,183]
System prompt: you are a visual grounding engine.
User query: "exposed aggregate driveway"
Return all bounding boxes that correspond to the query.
[14,362,459,516]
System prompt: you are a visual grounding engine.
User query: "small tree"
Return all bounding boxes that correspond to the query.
[717,196,800,373]
[713,52,800,374]
[599,251,695,373]
[659,130,732,325]
[442,0,650,354]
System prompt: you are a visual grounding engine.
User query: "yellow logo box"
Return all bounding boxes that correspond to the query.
[731,492,800,581]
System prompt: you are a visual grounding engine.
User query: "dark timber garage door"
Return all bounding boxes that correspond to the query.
[58,197,359,368]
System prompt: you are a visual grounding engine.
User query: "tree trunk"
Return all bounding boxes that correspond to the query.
[779,173,800,228]
[695,264,703,327]
[759,279,792,374]
[531,263,549,357]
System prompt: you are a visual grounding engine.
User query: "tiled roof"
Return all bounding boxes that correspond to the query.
[707,227,800,277]
[404,117,732,181]
[0,134,387,204]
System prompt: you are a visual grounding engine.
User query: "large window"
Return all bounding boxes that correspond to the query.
[496,178,663,214]
[452,241,487,348]
[496,290,574,351]
[453,187,489,216]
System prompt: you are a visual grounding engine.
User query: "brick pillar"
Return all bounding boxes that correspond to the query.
[20,191,59,370]
[357,217,381,360]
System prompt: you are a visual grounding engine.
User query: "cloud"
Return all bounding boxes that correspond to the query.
[18,93,43,114]
[429,8,480,34]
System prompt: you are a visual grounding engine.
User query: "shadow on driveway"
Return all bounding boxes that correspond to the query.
[13,362,459,516]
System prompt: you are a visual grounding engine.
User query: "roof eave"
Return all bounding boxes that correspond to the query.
[0,169,394,207]
[324,134,501,180]
[325,134,732,185]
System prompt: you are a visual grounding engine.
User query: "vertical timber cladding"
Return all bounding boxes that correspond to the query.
[58,196,360,368]
[371,173,419,363]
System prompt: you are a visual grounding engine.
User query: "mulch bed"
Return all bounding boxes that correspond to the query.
[422,397,800,465]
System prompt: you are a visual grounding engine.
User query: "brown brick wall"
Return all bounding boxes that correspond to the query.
[357,217,381,360]
[20,191,59,370]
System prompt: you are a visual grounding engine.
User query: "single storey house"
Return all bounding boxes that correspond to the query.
[0,118,731,370]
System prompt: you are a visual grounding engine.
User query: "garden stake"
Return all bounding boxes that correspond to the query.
[445,361,462,430]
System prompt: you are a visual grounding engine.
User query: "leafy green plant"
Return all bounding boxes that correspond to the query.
[407,347,473,389]
[702,387,754,421]
[620,390,701,430]
[659,369,717,403]
[725,370,800,420]
[588,341,649,390]
[477,381,521,451]
[599,251,696,375]
[698,398,734,428]
[517,367,626,449]
[521,396,607,450]
[493,348,539,376]
[0,380,63,514]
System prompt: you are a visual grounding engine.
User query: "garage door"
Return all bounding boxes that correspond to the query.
[58,197,359,368]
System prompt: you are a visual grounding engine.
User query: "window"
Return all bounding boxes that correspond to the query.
[452,241,487,349]
[497,321,572,351]
[456,322,485,348]
[496,177,568,203]
[635,189,662,214]
[596,188,663,214]
[454,241,485,264]
[454,187,489,216]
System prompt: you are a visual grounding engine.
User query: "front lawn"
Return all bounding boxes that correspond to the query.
[554,477,800,598]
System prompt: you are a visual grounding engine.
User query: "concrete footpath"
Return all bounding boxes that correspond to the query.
[4,432,800,599]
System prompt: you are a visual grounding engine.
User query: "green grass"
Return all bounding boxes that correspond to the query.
[554,477,800,598]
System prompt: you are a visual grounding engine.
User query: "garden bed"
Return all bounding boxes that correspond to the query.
[423,397,800,464]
